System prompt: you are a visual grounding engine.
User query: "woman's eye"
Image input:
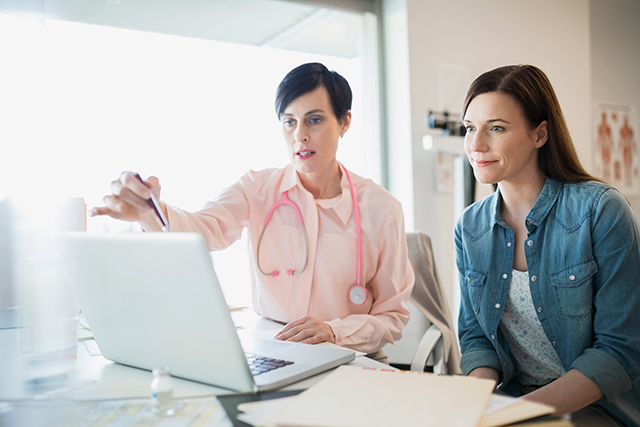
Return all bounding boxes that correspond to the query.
[465,125,475,133]
[491,125,504,132]
[284,120,295,127]
[309,117,322,125]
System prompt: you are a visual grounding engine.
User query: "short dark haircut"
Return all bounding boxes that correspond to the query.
[275,62,352,123]
[462,64,599,183]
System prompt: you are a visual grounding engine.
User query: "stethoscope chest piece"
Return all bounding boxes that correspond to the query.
[348,284,368,306]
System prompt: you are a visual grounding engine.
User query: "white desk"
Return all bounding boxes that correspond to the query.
[0,309,389,426]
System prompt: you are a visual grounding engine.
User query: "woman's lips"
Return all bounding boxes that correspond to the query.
[296,150,315,160]
[474,159,497,167]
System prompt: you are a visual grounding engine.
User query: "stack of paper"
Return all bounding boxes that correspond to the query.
[239,365,495,427]
[237,366,560,427]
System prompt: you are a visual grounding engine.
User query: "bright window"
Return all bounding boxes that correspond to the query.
[1,1,381,307]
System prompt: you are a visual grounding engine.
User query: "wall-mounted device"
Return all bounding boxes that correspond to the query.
[427,110,465,137]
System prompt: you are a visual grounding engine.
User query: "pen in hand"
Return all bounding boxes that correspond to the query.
[134,173,170,232]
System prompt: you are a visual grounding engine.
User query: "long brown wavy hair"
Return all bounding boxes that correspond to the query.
[462,65,600,183]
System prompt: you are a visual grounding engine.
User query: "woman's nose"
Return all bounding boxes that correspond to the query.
[466,132,486,153]
[295,124,309,142]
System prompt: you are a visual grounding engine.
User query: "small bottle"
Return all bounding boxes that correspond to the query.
[150,367,175,416]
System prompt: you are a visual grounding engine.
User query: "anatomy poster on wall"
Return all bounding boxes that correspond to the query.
[594,103,639,195]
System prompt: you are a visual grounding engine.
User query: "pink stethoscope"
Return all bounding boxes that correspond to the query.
[255,166,368,306]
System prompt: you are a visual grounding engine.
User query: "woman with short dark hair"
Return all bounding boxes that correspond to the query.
[90,62,414,360]
[456,64,640,426]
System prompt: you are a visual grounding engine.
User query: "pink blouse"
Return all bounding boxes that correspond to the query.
[165,164,414,353]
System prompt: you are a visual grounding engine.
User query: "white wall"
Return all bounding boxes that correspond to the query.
[590,0,640,216]
[382,0,592,319]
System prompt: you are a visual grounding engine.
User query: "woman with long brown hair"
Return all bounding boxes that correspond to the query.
[456,64,640,426]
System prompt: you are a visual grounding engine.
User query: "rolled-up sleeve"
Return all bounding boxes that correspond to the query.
[455,221,501,376]
[569,189,640,402]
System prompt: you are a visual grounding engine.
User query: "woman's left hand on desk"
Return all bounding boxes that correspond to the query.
[273,315,336,345]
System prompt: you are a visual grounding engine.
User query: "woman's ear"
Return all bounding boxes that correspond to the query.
[535,120,549,148]
[340,111,352,137]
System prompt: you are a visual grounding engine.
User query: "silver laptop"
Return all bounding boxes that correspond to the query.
[55,232,355,393]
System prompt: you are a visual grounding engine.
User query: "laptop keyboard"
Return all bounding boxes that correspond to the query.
[246,353,295,376]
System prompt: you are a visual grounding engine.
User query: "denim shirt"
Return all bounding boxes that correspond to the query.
[455,178,640,426]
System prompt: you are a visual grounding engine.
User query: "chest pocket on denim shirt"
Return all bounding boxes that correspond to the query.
[551,259,597,319]
[465,269,487,314]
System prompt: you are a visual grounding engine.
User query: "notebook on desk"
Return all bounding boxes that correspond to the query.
[55,232,355,393]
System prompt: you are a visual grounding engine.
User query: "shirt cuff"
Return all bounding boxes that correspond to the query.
[327,321,344,345]
[460,347,503,375]
[570,347,632,402]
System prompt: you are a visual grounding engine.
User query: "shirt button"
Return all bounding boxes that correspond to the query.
[569,274,576,281]
[537,307,542,313]
[502,274,508,279]
[507,242,512,247]
[552,341,557,346]
[466,277,471,282]
[491,335,495,340]
[503,362,507,367]
[526,221,532,226]
[527,240,534,247]
[500,221,505,226]
[531,275,537,282]
[495,303,501,309]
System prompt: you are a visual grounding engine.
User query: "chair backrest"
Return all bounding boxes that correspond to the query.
[383,232,461,374]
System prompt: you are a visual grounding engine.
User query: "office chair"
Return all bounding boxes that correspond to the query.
[383,232,461,375]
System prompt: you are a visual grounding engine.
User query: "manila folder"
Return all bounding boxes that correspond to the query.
[257,365,495,427]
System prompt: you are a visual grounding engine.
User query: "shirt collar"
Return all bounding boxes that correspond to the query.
[492,177,563,228]
[333,163,360,225]
[490,189,504,227]
[277,163,360,226]
[278,164,300,193]
[526,177,562,226]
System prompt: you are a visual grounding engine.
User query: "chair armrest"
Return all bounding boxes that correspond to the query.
[410,324,445,374]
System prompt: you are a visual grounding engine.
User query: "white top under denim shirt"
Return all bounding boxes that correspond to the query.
[500,270,567,386]
[455,178,640,427]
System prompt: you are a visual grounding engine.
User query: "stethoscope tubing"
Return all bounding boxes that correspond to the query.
[343,165,362,287]
[256,219,309,276]
[256,164,365,304]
